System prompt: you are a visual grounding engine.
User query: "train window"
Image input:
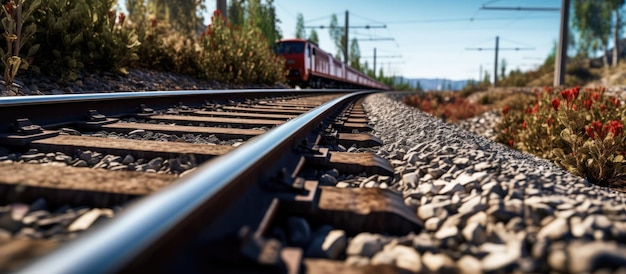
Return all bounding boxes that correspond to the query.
[275,42,305,54]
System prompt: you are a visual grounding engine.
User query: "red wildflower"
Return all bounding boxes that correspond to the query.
[508,139,514,147]
[118,12,126,25]
[544,86,552,94]
[601,104,606,113]
[551,98,560,111]
[592,121,603,133]
[502,106,509,115]
[607,120,624,137]
[108,10,115,18]
[582,99,592,110]
[590,92,601,102]
[572,104,577,111]
[611,97,621,107]
[521,121,527,129]
[561,89,574,103]
[5,2,13,16]
[586,127,595,139]
[572,86,580,99]
[546,118,556,127]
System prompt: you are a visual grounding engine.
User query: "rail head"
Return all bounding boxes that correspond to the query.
[17,90,377,274]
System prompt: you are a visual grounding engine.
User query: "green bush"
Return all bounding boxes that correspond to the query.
[196,10,285,85]
[124,0,198,75]
[29,0,139,80]
[496,86,626,186]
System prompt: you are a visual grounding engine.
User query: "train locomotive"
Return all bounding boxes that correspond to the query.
[275,38,388,90]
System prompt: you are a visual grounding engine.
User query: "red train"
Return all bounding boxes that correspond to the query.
[275,38,388,90]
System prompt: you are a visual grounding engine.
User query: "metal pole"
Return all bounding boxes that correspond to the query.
[217,0,227,22]
[374,48,377,76]
[344,10,349,64]
[494,36,499,87]
[554,0,569,86]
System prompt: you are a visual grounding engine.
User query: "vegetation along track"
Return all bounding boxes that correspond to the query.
[0,89,417,273]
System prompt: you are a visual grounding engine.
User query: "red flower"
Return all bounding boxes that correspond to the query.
[592,121,603,133]
[544,86,552,94]
[590,92,601,102]
[572,104,577,111]
[586,127,595,139]
[611,97,621,107]
[521,121,527,129]
[502,106,509,115]
[108,10,115,18]
[508,139,514,147]
[607,120,624,137]
[601,104,606,113]
[561,89,574,102]
[582,99,592,110]
[551,98,560,111]
[151,18,157,27]
[546,118,556,127]
[118,12,126,25]
[572,86,580,99]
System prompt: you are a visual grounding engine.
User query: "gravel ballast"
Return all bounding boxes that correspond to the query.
[328,92,626,273]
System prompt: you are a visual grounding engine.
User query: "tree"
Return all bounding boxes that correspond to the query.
[572,0,613,68]
[227,0,281,46]
[329,13,345,61]
[349,38,361,70]
[416,81,423,91]
[309,29,319,44]
[607,0,625,66]
[145,0,205,38]
[295,13,306,38]
[228,0,245,27]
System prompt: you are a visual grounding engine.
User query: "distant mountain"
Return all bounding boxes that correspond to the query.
[394,77,468,91]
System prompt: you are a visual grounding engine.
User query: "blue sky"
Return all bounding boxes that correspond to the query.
[205,0,562,81]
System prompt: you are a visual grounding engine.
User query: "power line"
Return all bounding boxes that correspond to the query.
[384,15,555,24]
[481,6,560,11]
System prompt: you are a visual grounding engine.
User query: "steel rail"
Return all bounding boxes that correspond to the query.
[0,89,355,132]
[18,90,375,273]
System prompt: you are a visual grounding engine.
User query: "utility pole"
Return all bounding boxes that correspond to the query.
[304,11,386,65]
[480,3,563,86]
[554,0,569,86]
[217,0,227,22]
[494,36,499,87]
[466,36,534,87]
[344,10,349,65]
[373,48,377,75]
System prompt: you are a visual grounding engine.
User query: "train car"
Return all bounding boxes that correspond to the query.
[275,38,388,90]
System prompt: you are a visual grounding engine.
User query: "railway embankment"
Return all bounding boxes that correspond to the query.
[329,92,626,272]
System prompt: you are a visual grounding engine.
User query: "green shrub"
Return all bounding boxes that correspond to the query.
[196,10,285,85]
[496,86,626,186]
[124,0,198,75]
[29,0,139,80]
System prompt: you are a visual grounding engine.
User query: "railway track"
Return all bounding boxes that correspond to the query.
[0,89,420,273]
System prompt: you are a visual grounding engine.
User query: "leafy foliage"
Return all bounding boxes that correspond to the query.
[125,0,198,75]
[496,86,626,186]
[30,0,139,80]
[196,10,285,85]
